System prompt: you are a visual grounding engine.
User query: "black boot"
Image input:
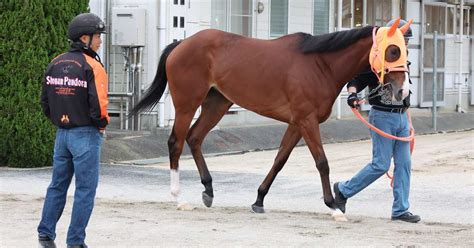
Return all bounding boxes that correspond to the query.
[38,235,56,248]
[67,244,88,248]
[333,182,347,213]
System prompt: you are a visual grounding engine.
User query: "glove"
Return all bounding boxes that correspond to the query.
[347,92,360,108]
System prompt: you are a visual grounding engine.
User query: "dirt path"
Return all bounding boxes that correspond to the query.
[0,131,473,247]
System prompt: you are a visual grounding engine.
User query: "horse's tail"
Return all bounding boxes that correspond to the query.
[129,41,182,117]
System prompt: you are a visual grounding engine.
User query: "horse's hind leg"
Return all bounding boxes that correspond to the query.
[168,84,209,203]
[168,114,196,203]
[186,88,233,207]
[252,125,301,213]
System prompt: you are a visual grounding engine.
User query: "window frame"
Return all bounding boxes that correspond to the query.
[270,0,289,38]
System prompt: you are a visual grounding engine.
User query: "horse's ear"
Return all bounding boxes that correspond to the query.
[400,19,413,35]
[387,17,401,37]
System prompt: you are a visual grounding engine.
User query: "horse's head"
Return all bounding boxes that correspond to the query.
[369,18,413,102]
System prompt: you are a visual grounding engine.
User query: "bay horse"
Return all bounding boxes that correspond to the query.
[130,19,412,215]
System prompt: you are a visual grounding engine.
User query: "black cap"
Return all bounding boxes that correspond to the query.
[68,13,106,41]
[386,19,413,38]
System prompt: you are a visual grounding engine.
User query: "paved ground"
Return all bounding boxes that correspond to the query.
[1,131,472,247]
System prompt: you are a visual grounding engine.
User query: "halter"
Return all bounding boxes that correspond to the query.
[369,27,409,85]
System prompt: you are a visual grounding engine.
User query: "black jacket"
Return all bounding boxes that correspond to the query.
[40,43,109,129]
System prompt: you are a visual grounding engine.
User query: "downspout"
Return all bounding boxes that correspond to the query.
[104,0,110,72]
[457,0,465,113]
[336,0,343,120]
[157,0,168,127]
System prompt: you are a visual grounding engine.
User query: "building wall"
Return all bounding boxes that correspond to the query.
[255,0,270,39]
[288,0,313,34]
[89,0,473,130]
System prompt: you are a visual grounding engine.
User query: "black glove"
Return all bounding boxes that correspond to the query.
[347,92,360,108]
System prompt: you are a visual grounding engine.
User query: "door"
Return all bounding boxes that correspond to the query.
[420,2,446,107]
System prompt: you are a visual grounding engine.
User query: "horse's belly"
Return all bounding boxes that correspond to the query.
[213,85,292,123]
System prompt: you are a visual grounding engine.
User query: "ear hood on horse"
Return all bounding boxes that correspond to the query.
[129,41,182,117]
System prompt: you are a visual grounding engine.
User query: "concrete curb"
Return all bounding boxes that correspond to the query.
[101,112,473,164]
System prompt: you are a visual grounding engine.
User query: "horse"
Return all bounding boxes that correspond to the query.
[130,18,412,216]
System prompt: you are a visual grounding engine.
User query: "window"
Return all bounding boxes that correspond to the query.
[462,8,470,35]
[423,39,445,68]
[400,0,407,20]
[425,5,445,35]
[173,16,178,28]
[447,6,455,34]
[367,0,392,26]
[180,17,185,28]
[422,72,444,102]
[211,0,253,37]
[342,0,351,28]
[211,0,227,31]
[353,0,363,27]
[470,8,473,36]
[270,0,288,37]
[313,0,330,34]
[230,0,253,36]
[334,0,363,29]
[421,4,446,106]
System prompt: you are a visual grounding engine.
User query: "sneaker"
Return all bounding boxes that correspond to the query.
[391,212,421,223]
[38,235,56,248]
[333,182,347,213]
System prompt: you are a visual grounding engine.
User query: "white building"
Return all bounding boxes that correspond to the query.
[89,0,473,130]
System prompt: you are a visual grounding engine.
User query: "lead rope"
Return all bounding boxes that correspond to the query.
[352,103,415,188]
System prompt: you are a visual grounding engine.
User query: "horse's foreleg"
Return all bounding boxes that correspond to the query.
[298,114,336,210]
[186,89,232,207]
[252,125,301,213]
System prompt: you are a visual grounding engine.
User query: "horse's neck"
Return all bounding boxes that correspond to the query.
[322,36,373,92]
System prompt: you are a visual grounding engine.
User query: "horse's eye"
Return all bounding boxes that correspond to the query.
[385,45,401,62]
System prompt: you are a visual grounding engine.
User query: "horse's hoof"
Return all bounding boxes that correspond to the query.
[331,208,348,222]
[251,204,265,214]
[202,192,213,208]
[177,202,194,211]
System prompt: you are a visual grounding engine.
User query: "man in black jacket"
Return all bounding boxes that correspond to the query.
[38,13,109,248]
[333,19,421,223]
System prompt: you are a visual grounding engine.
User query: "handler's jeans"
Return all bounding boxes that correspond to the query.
[338,108,411,217]
[38,126,103,245]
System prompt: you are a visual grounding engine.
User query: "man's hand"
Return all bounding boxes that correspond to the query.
[347,92,360,108]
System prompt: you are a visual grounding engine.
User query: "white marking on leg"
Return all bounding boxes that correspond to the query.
[170,169,180,202]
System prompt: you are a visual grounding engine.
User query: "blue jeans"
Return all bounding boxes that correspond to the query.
[38,126,103,245]
[338,108,412,217]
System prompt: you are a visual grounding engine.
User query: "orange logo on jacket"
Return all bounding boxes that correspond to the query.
[61,115,70,124]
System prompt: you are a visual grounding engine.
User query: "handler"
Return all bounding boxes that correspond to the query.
[333,19,420,223]
[38,13,109,248]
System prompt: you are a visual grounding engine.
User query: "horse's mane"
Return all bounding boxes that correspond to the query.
[298,26,374,54]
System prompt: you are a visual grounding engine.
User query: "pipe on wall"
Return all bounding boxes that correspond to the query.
[457,0,465,113]
[157,0,168,127]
